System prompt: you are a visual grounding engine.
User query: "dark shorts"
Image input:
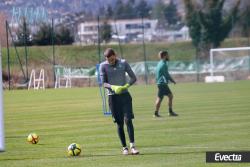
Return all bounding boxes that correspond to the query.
[108,92,134,123]
[157,84,172,99]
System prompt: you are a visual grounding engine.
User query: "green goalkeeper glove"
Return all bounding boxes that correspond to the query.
[111,85,124,94]
[122,83,130,89]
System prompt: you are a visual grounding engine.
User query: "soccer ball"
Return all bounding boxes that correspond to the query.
[27,133,39,144]
[67,143,81,156]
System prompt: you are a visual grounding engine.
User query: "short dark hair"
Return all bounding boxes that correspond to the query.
[104,48,115,58]
[158,50,168,58]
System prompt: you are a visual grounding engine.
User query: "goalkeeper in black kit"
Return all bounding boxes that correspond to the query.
[99,48,139,155]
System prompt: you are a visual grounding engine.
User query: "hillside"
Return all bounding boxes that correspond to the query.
[2,38,249,68]
[0,0,184,19]
[1,38,249,88]
[2,41,195,69]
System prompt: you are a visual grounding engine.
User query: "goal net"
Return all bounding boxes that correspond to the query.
[207,47,250,82]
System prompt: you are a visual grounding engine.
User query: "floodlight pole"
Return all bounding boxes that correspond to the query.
[51,18,56,87]
[6,21,26,81]
[114,18,123,59]
[5,21,11,90]
[248,37,250,73]
[248,29,250,73]
[196,48,200,81]
[141,15,148,85]
[0,44,5,152]
[209,49,214,77]
[23,18,29,83]
[97,16,101,63]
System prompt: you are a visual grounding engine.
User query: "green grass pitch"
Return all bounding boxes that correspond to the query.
[1,81,250,167]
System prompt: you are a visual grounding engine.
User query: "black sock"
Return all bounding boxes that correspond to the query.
[117,122,126,147]
[169,108,173,113]
[155,111,158,115]
[126,119,134,143]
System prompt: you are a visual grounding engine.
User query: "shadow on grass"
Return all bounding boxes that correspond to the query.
[6,136,25,138]
[0,149,205,161]
[83,149,205,158]
[140,150,205,156]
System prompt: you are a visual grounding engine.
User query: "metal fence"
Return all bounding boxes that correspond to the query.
[1,10,250,89]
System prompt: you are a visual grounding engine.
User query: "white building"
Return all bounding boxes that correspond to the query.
[153,25,190,42]
[77,18,158,44]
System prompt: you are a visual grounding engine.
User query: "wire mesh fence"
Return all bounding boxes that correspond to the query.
[1,10,250,89]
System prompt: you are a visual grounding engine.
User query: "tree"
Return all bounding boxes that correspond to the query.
[111,0,150,19]
[164,0,180,26]
[184,0,201,50]
[114,0,126,19]
[184,0,240,60]
[105,5,114,18]
[56,26,74,45]
[135,0,151,18]
[240,6,250,37]
[151,0,181,29]
[33,23,52,45]
[15,18,33,46]
[0,12,8,47]
[33,23,74,46]
[123,0,136,19]
[151,0,166,28]
[98,6,106,18]
[100,20,112,43]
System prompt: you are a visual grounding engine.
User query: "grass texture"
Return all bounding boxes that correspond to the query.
[1,81,250,167]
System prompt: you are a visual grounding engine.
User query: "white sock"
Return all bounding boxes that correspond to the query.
[130,143,135,148]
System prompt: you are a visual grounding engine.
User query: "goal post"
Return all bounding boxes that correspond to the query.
[0,44,5,152]
[207,47,250,82]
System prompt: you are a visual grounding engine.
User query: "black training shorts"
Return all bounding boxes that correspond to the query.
[157,84,172,99]
[108,92,134,123]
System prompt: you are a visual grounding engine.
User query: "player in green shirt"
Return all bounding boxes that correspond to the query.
[154,50,178,117]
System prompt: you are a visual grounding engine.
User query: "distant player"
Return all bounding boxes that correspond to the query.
[99,48,139,155]
[154,50,178,117]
